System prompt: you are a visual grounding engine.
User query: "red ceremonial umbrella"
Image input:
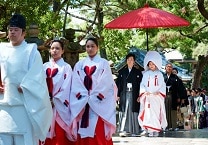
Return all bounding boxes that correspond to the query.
[104,4,190,51]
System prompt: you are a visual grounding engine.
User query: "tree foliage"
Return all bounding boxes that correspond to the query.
[1,0,208,89]
[0,0,63,39]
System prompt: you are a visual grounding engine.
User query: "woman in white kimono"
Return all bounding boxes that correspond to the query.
[138,51,167,137]
[43,40,75,145]
[69,37,116,145]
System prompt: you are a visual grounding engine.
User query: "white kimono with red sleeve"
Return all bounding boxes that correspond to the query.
[138,70,167,132]
[43,58,72,139]
[69,55,116,141]
[0,41,52,144]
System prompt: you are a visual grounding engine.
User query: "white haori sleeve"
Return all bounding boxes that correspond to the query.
[70,59,89,120]
[52,61,72,125]
[87,59,116,139]
[20,47,53,141]
[157,72,166,97]
[139,71,148,94]
[68,60,89,141]
[139,71,148,105]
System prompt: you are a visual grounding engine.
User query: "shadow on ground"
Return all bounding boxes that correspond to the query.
[113,128,208,139]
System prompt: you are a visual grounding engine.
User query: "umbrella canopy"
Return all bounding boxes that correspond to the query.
[104,4,190,50]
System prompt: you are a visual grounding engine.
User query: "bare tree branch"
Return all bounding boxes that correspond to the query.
[194,23,208,33]
[63,8,98,25]
[179,23,208,41]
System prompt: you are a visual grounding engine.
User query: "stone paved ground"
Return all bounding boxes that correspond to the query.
[112,128,208,145]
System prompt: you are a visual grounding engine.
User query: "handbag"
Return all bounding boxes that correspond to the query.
[180,106,188,113]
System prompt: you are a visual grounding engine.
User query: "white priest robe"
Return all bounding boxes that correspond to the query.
[0,41,53,145]
[138,70,167,132]
[69,55,116,141]
[43,58,72,139]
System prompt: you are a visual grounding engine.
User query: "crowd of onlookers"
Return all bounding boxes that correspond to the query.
[171,67,208,130]
[177,87,208,130]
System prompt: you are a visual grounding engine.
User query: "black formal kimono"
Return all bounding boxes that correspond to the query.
[116,66,143,135]
[163,73,186,129]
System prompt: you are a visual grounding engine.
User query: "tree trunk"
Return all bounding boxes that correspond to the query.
[191,0,208,88]
[96,1,107,59]
[197,0,208,19]
[192,55,208,88]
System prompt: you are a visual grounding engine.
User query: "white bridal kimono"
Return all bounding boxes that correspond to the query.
[138,70,167,132]
[138,51,167,133]
[69,55,116,141]
[0,41,53,145]
[43,58,72,139]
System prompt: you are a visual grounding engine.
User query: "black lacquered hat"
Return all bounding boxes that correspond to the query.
[9,14,26,29]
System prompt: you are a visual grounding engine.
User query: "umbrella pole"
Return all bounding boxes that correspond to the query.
[146,29,149,51]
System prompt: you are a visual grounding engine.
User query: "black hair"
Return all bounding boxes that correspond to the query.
[197,88,202,92]
[172,67,178,74]
[85,37,98,47]
[191,88,198,93]
[126,53,135,61]
[147,61,152,67]
[50,39,64,50]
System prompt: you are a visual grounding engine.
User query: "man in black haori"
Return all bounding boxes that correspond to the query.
[163,63,186,130]
[116,53,143,136]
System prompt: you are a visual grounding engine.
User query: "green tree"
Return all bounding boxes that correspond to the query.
[0,0,64,39]
[1,0,208,89]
